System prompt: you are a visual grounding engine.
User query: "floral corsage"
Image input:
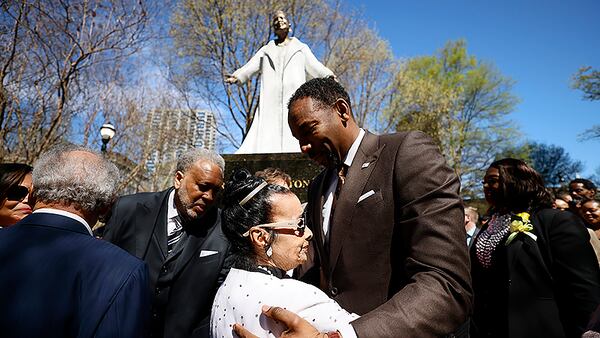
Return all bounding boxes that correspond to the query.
[505,212,537,245]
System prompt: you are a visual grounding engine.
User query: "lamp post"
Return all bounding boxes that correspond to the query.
[100,123,116,153]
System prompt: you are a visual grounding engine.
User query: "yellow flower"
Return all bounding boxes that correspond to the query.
[516,212,530,222]
[505,212,536,245]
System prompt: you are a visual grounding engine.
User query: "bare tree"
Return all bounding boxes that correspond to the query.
[169,0,395,150]
[0,0,150,162]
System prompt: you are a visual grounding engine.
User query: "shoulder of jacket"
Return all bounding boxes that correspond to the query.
[379,130,429,142]
[534,208,569,223]
[85,237,146,267]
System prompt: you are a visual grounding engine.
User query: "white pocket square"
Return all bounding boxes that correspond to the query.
[357,190,375,203]
[199,250,219,258]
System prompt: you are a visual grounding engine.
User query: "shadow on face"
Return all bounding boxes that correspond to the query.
[288,97,342,168]
[174,160,223,223]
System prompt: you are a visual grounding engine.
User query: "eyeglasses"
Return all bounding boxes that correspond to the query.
[242,217,305,237]
[5,185,29,201]
[482,177,500,186]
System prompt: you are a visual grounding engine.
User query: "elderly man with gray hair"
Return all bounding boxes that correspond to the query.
[464,206,480,248]
[0,145,150,338]
[104,148,232,338]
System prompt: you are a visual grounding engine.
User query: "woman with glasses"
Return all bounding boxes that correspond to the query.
[210,169,358,338]
[471,158,600,338]
[0,163,33,228]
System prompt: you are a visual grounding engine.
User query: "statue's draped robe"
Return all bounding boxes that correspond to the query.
[233,37,334,154]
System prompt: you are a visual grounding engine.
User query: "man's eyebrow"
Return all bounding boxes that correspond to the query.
[299,120,317,130]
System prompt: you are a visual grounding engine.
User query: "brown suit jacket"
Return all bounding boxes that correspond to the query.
[302,131,472,337]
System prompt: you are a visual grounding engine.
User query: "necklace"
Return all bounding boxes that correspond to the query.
[475,213,512,268]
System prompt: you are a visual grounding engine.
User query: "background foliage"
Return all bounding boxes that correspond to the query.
[1,0,591,196]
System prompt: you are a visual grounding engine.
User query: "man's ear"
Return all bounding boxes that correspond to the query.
[334,98,351,124]
[174,171,184,189]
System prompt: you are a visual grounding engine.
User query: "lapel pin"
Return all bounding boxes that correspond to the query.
[361,162,371,169]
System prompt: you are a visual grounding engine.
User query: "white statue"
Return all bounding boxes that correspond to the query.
[225,10,335,154]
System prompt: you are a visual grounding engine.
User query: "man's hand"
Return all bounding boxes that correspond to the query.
[232,305,326,338]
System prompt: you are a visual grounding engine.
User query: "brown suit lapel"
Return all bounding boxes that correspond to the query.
[329,132,384,272]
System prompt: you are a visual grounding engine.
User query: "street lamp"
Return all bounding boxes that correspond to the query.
[100,123,116,153]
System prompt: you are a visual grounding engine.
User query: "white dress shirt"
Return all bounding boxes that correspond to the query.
[166,190,181,237]
[322,128,365,239]
[466,225,477,246]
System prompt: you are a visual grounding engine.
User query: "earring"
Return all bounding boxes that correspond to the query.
[266,245,273,258]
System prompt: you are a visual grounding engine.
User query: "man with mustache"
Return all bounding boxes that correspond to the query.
[104,148,232,338]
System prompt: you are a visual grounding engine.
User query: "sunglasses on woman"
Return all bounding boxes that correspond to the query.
[242,217,305,237]
[5,185,29,201]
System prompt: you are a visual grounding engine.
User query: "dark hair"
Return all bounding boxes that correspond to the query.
[569,178,597,191]
[221,168,291,270]
[288,77,352,113]
[489,158,553,213]
[255,167,292,187]
[0,163,33,202]
[581,198,600,207]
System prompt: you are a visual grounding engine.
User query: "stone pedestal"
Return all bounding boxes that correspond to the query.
[222,153,322,202]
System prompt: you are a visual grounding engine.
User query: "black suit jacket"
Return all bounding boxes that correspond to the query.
[0,212,150,338]
[471,209,600,338]
[103,188,231,338]
[300,131,472,337]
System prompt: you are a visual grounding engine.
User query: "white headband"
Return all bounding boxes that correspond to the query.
[239,181,268,206]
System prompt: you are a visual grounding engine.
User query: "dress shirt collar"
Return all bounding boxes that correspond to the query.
[466,225,477,237]
[167,189,179,220]
[33,208,93,236]
[343,128,365,168]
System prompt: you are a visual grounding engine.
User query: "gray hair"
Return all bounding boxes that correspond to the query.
[465,206,479,224]
[32,145,120,214]
[176,148,225,174]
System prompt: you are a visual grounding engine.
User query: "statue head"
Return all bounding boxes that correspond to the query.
[272,10,291,36]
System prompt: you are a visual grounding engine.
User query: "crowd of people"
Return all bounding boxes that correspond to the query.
[1,77,599,338]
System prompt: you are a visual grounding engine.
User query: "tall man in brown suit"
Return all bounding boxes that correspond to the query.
[287,77,472,337]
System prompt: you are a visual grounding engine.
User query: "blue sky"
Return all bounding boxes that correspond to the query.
[347,0,599,176]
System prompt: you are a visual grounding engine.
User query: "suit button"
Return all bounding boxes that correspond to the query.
[155,287,161,294]
[161,267,168,274]
[330,287,338,296]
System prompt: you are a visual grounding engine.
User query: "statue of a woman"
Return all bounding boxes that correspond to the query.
[226,11,335,154]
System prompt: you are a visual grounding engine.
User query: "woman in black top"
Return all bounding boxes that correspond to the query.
[471,158,600,338]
